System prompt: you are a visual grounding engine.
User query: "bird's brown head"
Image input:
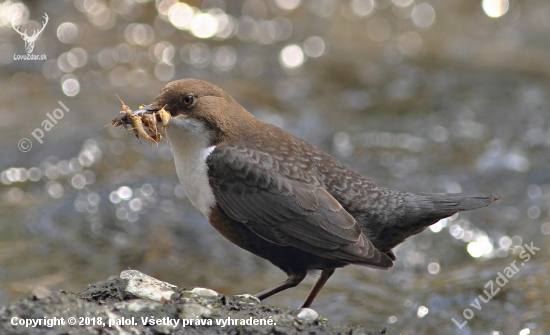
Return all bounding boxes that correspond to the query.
[139,78,256,143]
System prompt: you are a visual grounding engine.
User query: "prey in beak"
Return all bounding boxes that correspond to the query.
[106,96,171,144]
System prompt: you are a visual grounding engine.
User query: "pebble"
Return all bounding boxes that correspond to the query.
[120,270,178,302]
[296,308,319,322]
[190,287,219,297]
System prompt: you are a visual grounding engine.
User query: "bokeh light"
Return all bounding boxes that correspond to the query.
[191,13,218,39]
[279,44,304,69]
[125,23,155,45]
[351,0,375,17]
[429,219,444,232]
[417,306,429,318]
[168,2,194,29]
[61,76,80,96]
[467,235,494,258]
[411,3,436,28]
[0,2,28,26]
[57,22,79,44]
[482,0,509,18]
[303,36,326,58]
[428,262,440,274]
[392,0,414,7]
[212,46,237,72]
[67,47,88,68]
[275,0,301,11]
[519,328,531,335]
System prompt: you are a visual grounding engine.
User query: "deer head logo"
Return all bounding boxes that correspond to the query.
[12,13,49,54]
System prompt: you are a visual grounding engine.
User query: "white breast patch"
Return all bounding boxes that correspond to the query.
[166,117,216,218]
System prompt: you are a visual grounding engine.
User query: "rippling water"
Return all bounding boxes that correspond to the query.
[1,0,549,334]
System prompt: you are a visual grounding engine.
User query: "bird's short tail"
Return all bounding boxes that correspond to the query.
[424,193,501,217]
[370,191,500,252]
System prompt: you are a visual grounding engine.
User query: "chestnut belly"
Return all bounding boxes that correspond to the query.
[208,205,346,275]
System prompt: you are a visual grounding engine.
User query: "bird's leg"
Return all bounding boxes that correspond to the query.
[301,268,335,308]
[254,272,306,301]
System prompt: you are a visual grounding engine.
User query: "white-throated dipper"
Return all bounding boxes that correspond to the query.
[127,78,500,308]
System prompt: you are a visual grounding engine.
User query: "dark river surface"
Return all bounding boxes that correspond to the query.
[1,0,550,334]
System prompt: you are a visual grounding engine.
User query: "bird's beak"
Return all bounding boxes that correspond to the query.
[131,103,155,116]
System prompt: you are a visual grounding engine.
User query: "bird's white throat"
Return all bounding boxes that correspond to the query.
[166,117,216,218]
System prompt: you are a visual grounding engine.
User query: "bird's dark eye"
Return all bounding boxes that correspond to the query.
[183,94,195,105]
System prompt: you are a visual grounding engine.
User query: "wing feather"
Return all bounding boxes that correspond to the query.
[207,145,393,268]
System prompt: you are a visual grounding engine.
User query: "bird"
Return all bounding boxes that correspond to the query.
[128,78,500,308]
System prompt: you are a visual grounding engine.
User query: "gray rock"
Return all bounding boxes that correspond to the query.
[1,272,387,335]
[234,294,261,304]
[120,270,178,302]
[117,299,164,312]
[180,303,212,318]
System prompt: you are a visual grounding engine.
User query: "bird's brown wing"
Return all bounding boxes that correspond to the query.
[206,145,393,268]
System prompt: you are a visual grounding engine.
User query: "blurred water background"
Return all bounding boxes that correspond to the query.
[0,0,549,334]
